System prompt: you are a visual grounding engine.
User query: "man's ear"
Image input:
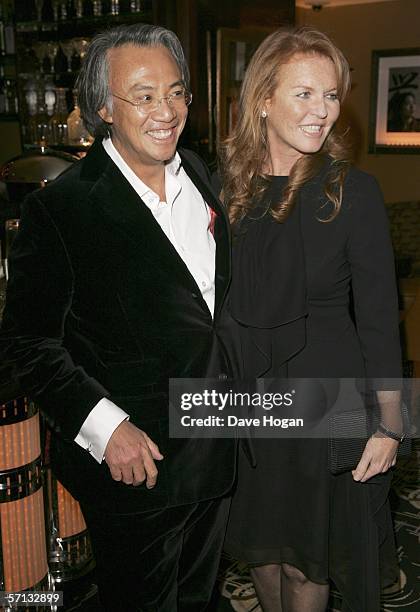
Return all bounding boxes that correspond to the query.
[98,106,112,124]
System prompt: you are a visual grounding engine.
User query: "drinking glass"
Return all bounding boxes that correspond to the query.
[51,0,60,21]
[75,0,84,18]
[60,40,75,72]
[35,0,44,22]
[46,41,59,74]
[92,0,102,16]
[130,0,141,12]
[34,41,49,73]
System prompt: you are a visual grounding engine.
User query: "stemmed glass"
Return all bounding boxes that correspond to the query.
[75,0,84,18]
[34,41,49,73]
[59,0,68,20]
[34,0,44,22]
[92,1,102,17]
[51,0,60,21]
[46,41,59,74]
[130,1,142,12]
[60,40,75,72]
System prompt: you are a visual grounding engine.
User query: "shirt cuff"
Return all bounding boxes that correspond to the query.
[74,397,129,463]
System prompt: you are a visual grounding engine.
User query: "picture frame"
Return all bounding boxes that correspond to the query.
[215,27,272,146]
[369,48,420,154]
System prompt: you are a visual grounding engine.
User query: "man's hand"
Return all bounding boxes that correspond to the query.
[104,420,163,488]
[352,434,398,483]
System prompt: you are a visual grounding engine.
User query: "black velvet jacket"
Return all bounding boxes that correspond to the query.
[0,140,236,513]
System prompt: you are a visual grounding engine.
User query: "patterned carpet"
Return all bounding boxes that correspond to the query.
[217,440,420,612]
[61,443,419,612]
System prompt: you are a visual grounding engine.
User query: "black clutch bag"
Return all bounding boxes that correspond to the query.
[328,403,412,475]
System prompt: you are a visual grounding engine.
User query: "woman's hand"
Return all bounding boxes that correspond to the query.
[352,434,398,482]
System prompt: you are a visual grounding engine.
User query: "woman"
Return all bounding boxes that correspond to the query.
[220,27,403,612]
[387,91,420,132]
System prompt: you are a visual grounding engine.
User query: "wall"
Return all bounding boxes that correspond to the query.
[297,0,420,203]
[180,0,295,160]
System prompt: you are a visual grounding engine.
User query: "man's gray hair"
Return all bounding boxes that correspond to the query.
[76,23,190,138]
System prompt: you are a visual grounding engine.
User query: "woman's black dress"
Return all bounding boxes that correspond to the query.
[224,167,402,612]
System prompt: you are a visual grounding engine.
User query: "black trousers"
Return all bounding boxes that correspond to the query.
[81,496,230,612]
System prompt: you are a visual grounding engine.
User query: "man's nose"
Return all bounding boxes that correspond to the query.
[152,97,177,120]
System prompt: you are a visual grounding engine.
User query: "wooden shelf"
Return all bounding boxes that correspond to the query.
[15,11,153,35]
[0,113,19,121]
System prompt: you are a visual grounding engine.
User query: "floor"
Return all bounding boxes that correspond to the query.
[62,441,420,612]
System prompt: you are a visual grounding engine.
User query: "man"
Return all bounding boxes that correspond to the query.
[0,24,235,611]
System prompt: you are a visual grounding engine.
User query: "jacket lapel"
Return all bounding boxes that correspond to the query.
[82,140,230,318]
[178,150,231,319]
[83,142,205,300]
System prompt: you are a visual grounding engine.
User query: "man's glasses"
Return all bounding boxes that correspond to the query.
[111,88,192,113]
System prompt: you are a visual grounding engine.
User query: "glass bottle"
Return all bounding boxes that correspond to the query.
[44,80,56,116]
[25,85,38,144]
[0,71,18,115]
[31,85,51,146]
[49,86,68,145]
[0,21,5,56]
[67,89,93,146]
[0,67,6,113]
[4,78,18,114]
[3,23,14,55]
[0,1,14,55]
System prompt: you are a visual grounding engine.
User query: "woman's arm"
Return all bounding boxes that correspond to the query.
[346,171,403,481]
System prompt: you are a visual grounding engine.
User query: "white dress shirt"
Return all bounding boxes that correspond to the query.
[75,138,216,462]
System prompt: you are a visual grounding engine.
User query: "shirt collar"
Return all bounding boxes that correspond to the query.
[102,137,182,200]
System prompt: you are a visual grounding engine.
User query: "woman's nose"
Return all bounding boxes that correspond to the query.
[311,97,328,119]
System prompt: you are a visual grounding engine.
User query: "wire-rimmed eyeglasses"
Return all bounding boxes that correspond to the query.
[111,88,192,113]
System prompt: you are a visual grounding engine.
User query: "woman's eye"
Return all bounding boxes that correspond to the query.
[326,93,339,101]
[297,91,310,99]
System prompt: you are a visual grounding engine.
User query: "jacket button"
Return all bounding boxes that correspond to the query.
[219,373,228,381]
[191,292,198,299]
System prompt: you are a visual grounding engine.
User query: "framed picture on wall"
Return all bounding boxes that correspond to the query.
[216,28,272,146]
[369,48,420,154]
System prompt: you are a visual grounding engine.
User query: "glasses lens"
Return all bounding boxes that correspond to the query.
[129,90,192,112]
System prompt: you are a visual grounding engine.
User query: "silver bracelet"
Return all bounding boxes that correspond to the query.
[377,422,405,443]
